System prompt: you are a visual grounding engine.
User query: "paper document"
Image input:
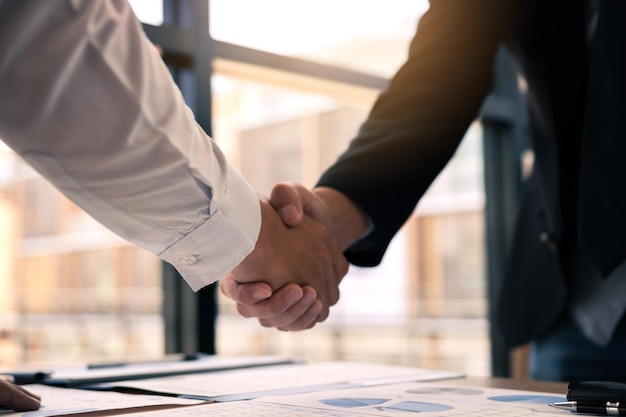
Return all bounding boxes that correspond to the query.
[121,381,568,417]
[45,355,296,387]
[7,384,205,417]
[91,362,462,401]
[255,380,568,416]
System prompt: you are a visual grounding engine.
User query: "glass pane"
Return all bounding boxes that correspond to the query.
[212,70,489,375]
[210,0,429,78]
[0,141,164,368]
[128,0,164,26]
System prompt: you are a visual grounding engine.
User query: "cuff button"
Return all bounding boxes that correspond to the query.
[181,255,198,265]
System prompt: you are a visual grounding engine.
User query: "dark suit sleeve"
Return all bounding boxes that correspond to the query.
[317,0,515,266]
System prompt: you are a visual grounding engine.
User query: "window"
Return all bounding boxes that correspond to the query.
[0,144,164,368]
[0,1,501,377]
[208,2,490,375]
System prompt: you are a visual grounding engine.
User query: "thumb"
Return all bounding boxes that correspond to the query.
[270,182,304,227]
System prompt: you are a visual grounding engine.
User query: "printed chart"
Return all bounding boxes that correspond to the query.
[255,381,567,416]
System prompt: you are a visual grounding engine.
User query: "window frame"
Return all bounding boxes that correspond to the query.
[145,0,528,376]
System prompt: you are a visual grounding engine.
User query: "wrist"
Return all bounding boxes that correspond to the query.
[314,187,369,251]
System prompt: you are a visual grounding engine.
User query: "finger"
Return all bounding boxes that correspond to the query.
[219,275,272,305]
[316,232,346,307]
[0,380,40,411]
[236,284,305,319]
[316,302,330,322]
[277,298,324,331]
[258,286,318,329]
[290,183,327,222]
[329,247,348,306]
[270,182,304,227]
[14,385,41,401]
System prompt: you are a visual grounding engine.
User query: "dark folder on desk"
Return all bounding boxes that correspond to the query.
[6,355,298,388]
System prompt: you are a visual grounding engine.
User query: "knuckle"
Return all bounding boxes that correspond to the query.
[340,259,349,276]
[218,279,230,296]
[317,307,329,322]
[266,303,288,316]
[236,304,253,318]
[258,318,275,328]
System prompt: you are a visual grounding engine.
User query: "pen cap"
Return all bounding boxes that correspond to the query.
[567,381,626,402]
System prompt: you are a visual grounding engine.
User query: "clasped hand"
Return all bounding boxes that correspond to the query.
[221,183,349,331]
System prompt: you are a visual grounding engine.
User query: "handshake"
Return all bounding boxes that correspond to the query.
[0,183,371,413]
[220,183,370,331]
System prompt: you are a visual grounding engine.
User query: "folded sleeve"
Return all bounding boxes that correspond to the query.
[0,0,260,290]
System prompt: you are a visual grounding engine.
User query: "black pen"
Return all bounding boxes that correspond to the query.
[550,400,626,415]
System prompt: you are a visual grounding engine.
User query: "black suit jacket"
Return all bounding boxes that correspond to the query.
[317,0,605,347]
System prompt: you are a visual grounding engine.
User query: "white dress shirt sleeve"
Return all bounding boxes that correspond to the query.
[0,0,261,291]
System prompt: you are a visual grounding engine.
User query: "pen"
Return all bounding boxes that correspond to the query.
[86,353,204,369]
[550,400,626,416]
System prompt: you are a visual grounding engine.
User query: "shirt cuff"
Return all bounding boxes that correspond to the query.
[159,166,261,291]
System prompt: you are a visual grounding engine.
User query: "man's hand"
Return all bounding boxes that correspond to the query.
[222,193,349,328]
[0,379,41,411]
[270,182,329,228]
[220,279,323,330]
[221,183,369,330]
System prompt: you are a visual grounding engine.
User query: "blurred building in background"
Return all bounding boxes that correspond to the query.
[0,142,164,367]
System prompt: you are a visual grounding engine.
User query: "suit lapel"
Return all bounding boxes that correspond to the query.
[527,0,588,241]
